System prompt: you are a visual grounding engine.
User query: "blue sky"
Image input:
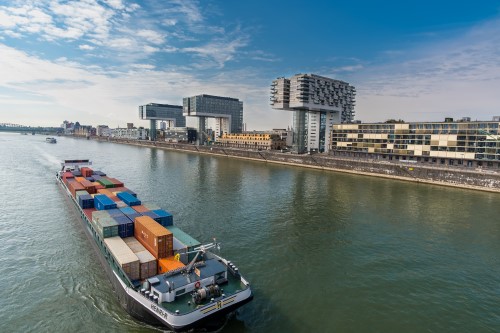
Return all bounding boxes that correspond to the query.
[1,0,500,129]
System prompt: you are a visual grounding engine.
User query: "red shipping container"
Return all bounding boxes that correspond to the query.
[80,167,93,178]
[80,179,96,194]
[83,208,97,221]
[62,172,74,182]
[132,205,149,213]
[134,216,173,259]
[67,180,85,198]
[107,177,125,187]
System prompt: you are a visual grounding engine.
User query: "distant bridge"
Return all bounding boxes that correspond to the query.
[0,123,63,134]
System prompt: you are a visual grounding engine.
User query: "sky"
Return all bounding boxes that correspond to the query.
[1,0,500,129]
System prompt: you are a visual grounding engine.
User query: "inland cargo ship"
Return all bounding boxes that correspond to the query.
[56,159,253,331]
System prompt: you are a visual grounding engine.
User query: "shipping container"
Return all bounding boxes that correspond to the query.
[141,211,160,222]
[117,191,141,206]
[85,176,95,182]
[152,209,173,227]
[79,194,94,209]
[93,215,119,238]
[97,178,114,188]
[134,216,173,259]
[92,175,102,181]
[83,208,96,221]
[104,237,140,281]
[107,208,125,217]
[125,212,142,222]
[132,205,149,213]
[119,206,136,215]
[75,176,86,183]
[107,177,124,188]
[167,226,201,264]
[71,170,82,177]
[79,179,96,194]
[93,170,106,176]
[80,167,93,178]
[92,181,105,190]
[94,194,117,210]
[158,256,185,274]
[123,237,157,280]
[67,180,85,198]
[113,215,134,238]
[62,172,74,182]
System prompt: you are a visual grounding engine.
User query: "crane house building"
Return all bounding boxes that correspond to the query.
[330,120,500,168]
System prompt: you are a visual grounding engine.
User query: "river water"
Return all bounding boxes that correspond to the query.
[0,132,499,332]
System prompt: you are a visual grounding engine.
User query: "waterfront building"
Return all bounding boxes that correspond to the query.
[216,132,287,150]
[138,103,185,141]
[330,120,500,168]
[270,73,356,154]
[111,127,147,140]
[162,127,197,143]
[182,94,243,144]
[97,125,110,137]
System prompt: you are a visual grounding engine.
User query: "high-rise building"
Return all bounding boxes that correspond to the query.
[138,103,185,141]
[271,74,356,154]
[183,94,243,145]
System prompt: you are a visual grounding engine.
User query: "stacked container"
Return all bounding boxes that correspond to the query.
[123,237,158,280]
[158,256,185,274]
[167,226,201,264]
[152,209,173,227]
[67,180,85,198]
[117,192,141,206]
[104,237,140,281]
[97,178,115,188]
[92,211,119,238]
[134,216,173,259]
[94,194,117,210]
[76,190,94,209]
[80,167,93,178]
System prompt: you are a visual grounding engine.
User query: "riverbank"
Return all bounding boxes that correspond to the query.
[75,136,500,193]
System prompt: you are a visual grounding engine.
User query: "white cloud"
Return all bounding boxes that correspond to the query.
[349,18,500,123]
[0,43,281,129]
[136,29,164,45]
[79,44,95,51]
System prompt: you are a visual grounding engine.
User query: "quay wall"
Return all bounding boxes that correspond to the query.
[82,136,500,193]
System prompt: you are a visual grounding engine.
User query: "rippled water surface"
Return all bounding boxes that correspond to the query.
[0,132,499,332]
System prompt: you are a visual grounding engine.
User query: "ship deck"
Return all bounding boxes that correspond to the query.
[157,272,246,314]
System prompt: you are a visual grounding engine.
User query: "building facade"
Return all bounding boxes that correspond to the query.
[271,73,356,154]
[330,121,500,168]
[162,127,197,143]
[183,94,243,144]
[216,132,286,150]
[138,103,185,141]
[111,128,147,140]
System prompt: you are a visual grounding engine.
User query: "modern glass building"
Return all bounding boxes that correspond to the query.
[271,74,356,154]
[138,103,185,141]
[330,120,500,168]
[183,94,243,144]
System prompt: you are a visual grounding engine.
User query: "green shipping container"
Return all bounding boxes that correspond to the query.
[97,178,115,188]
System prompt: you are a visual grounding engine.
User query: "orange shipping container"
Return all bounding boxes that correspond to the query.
[158,256,185,274]
[134,216,173,259]
[75,176,86,183]
[92,182,105,190]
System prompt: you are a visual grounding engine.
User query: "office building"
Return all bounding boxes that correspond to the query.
[138,103,185,141]
[271,73,356,154]
[183,94,243,144]
[330,120,500,168]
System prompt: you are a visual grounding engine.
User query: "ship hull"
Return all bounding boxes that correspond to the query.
[57,173,253,331]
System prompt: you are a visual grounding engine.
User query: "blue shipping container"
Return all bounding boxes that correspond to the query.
[119,207,136,215]
[92,175,102,180]
[79,194,94,209]
[125,212,142,222]
[113,215,134,238]
[94,194,117,210]
[117,191,141,206]
[93,171,106,176]
[85,177,95,182]
[152,209,173,227]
